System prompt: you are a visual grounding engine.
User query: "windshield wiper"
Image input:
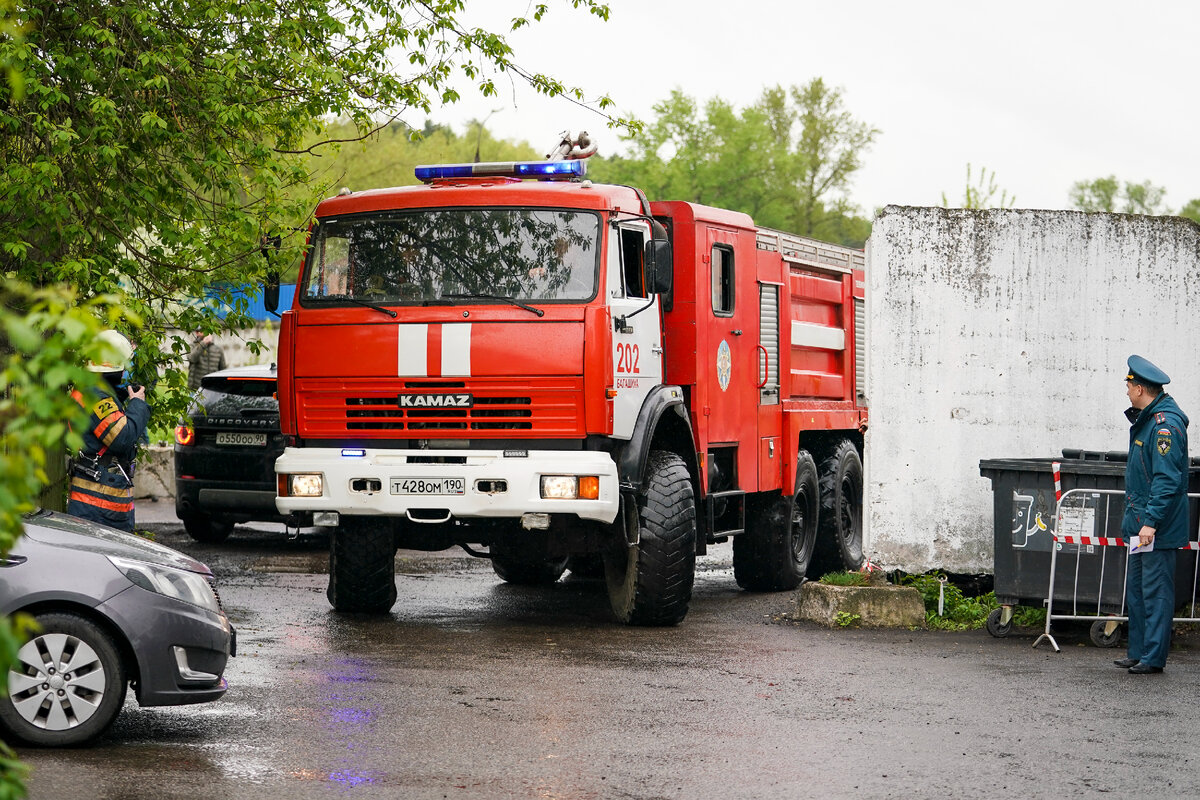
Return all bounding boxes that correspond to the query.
[442,293,545,317]
[327,295,397,318]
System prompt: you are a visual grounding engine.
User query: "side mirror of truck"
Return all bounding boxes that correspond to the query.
[264,275,280,315]
[644,239,673,295]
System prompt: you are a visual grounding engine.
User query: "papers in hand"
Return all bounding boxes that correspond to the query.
[1130,535,1155,553]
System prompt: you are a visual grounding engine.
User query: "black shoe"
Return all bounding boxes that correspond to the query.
[1129,663,1164,674]
[1113,658,1139,668]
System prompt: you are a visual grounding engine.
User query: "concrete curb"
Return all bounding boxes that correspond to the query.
[793,582,927,628]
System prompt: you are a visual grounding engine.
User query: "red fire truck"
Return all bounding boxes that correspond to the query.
[269,140,867,625]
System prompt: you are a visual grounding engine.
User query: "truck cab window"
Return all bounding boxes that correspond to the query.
[620,227,646,298]
[712,244,734,316]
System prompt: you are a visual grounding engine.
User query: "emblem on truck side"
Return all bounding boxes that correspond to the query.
[397,394,474,408]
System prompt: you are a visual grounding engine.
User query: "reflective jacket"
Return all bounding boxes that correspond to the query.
[1124,392,1190,549]
[66,385,150,532]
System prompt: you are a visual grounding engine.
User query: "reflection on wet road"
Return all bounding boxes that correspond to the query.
[15,527,1200,799]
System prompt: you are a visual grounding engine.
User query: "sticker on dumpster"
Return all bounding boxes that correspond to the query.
[1058,506,1095,539]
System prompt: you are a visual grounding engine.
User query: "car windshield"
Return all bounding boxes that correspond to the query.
[300,208,600,305]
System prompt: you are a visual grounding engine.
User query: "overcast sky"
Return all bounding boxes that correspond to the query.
[442,0,1199,216]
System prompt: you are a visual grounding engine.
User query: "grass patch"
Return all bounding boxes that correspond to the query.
[898,571,1045,631]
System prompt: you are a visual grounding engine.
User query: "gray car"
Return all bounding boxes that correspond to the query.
[0,510,234,746]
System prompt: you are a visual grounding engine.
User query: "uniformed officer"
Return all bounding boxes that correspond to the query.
[1115,355,1190,674]
[66,330,150,532]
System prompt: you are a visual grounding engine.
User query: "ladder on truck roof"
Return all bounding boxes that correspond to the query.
[755,228,866,274]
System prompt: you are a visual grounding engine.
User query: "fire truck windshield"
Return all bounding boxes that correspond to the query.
[301,207,600,306]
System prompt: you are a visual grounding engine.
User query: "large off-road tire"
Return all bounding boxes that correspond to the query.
[327,517,398,613]
[734,450,819,591]
[810,439,865,576]
[0,612,128,747]
[603,450,697,626]
[182,513,235,544]
[491,551,569,585]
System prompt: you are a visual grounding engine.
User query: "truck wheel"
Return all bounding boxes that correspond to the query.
[0,612,127,747]
[566,554,605,579]
[182,514,234,544]
[491,552,569,585]
[733,450,818,591]
[327,517,398,613]
[603,450,697,626]
[811,440,865,576]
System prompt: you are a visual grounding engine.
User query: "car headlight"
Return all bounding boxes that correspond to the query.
[108,556,221,614]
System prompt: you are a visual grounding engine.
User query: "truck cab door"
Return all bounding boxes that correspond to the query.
[700,227,758,487]
[609,221,663,439]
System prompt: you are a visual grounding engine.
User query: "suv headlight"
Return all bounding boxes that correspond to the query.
[108,556,221,614]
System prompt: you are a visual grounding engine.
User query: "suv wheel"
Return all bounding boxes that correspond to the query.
[182,514,235,544]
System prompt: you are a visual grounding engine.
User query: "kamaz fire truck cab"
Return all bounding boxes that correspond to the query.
[271,137,867,625]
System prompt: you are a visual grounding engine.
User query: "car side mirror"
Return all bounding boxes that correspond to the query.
[644,239,673,296]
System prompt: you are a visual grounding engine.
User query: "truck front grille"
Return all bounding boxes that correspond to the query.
[295,377,584,438]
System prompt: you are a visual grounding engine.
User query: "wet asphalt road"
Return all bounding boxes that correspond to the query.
[15,519,1200,800]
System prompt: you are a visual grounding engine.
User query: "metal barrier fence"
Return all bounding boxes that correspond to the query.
[1033,488,1200,652]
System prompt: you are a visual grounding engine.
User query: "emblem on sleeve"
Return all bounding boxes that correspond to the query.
[1158,436,1172,456]
[93,398,118,419]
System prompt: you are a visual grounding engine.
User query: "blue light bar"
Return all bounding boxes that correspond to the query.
[341,448,366,458]
[415,160,587,183]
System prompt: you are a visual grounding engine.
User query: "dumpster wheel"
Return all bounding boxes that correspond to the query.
[1089,619,1122,648]
[985,607,1013,638]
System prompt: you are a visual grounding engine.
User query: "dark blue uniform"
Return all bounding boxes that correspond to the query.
[67,384,150,532]
[1123,390,1189,669]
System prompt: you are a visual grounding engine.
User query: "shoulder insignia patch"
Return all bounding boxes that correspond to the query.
[1156,412,1167,424]
[93,398,118,419]
[1158,428,1172,437]
[1158,434,1173,456]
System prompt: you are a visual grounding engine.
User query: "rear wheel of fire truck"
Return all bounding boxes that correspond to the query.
[327,517,398,613]
[603,450,697,626]
[181,513,235,544]
[810,440,864,576]
[491,549,569,585]
[733,450,819,591]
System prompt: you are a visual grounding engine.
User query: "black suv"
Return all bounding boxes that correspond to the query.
[174,364,285,542]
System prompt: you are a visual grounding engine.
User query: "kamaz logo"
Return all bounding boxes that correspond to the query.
[397,393,474,409]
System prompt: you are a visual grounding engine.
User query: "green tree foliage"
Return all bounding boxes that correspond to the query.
[1181,198,1200,225]
[941,163,1016,209]
[1070,176,1170,215]
[1070,176,1200,223]
[591,80,878,247]
[0,1,621,790]
[306,119,541,198]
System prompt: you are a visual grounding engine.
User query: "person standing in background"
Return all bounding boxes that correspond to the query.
[187,330,227,390]
[1116,355,1190,675]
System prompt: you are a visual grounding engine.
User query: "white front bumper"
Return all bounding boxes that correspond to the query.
[274,447,620,524]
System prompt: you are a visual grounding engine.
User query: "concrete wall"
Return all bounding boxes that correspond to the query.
[865,206,1200,573]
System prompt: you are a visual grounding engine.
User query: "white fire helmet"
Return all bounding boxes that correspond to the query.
[87,329,135,373]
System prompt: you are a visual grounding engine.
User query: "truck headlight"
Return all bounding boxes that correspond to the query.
[280,473,323,497]
[540,475,599,500]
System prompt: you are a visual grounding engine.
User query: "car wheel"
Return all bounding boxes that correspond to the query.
[0,612,127,747]
[182,514,235,544]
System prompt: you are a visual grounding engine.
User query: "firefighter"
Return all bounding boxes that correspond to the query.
[1116,355,1190,674]
[67,329,150,532]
